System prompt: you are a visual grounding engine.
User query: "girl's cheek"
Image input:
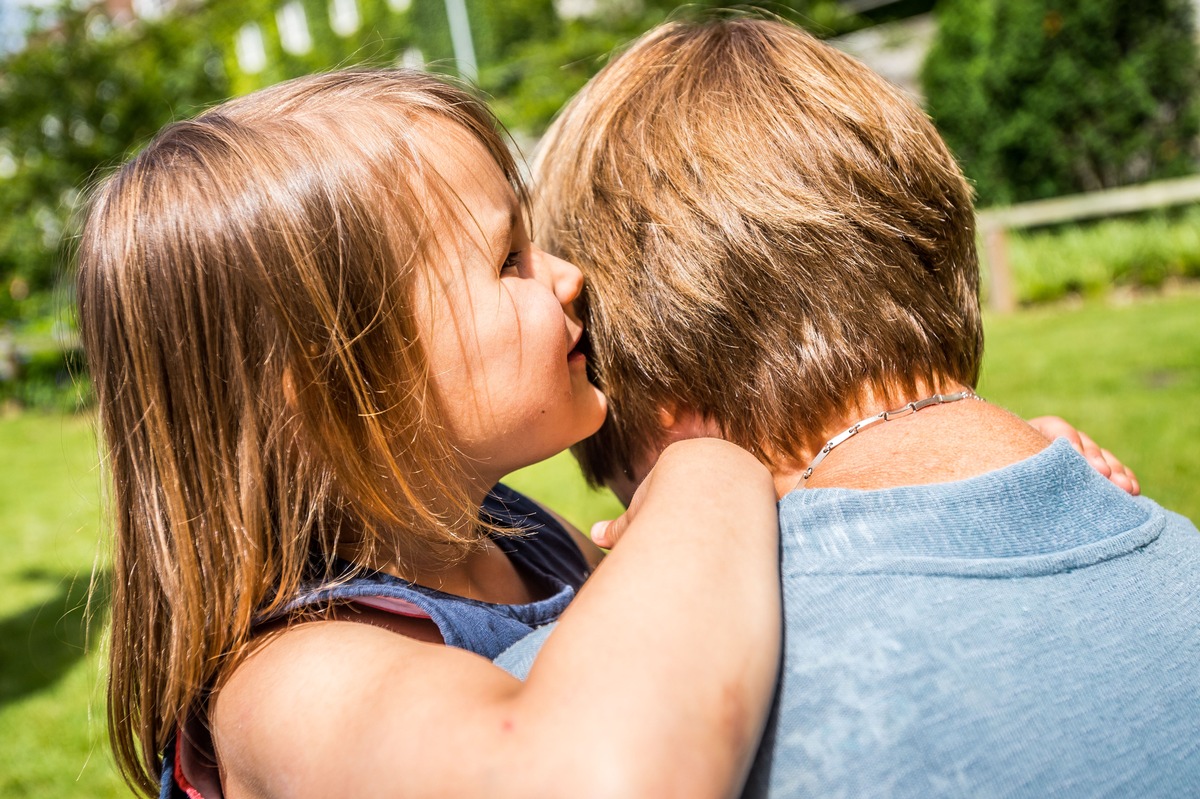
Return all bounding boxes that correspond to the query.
[513,289,563,336]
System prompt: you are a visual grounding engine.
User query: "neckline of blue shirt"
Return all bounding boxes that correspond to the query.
[777,438,1163,577]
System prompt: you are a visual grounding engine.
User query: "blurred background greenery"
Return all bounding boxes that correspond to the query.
[1,0,1199,796]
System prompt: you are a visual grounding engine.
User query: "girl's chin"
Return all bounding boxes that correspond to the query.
[495,392,606,477]
[583,388,609,433]
[555,402,607,457]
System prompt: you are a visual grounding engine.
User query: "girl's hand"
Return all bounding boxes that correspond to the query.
[1028,416,1140,496]
[591,438,768,548]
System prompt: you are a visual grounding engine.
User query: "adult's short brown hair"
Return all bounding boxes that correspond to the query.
[535,16,983,484]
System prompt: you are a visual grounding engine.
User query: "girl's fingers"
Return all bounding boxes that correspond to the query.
[1029,416,1111,476]
[1028,415,1083,447]
[1029,415,1082,448]
[1101,448,1141,496]
[1076,431,1112,477]
[590,519,615,549]
[1027,416,1141,494]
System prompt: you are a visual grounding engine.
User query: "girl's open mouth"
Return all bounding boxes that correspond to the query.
[568,329,590,363]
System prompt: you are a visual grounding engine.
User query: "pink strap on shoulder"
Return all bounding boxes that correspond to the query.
[175,729,219,799]
[352,595,432,619]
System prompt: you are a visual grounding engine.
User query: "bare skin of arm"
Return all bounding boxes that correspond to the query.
[213,438,780,799]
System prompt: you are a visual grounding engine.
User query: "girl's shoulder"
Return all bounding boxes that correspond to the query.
[163,485,595,799]
[209,618,520,799]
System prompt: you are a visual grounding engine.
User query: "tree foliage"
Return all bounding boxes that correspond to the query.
[479,1,857,138]
[0,0,423,323]
[924,0,1200,206]
[0,0,857,326]
[0,4,229,320]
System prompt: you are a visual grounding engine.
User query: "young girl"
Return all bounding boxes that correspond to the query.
[78,70,781,799]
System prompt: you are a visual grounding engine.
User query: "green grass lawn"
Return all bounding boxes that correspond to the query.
[979,286,1200,524]
[0,412,123,797]
[1,288,1197,798]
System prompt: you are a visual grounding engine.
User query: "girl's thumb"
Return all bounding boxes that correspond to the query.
[590,515,628,549]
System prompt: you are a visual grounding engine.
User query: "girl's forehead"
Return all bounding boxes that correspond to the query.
[416,118,518,231]
[410,112,531,238]
[416,118,507,189]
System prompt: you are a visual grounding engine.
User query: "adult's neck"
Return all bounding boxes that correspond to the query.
[771,383,1050,497]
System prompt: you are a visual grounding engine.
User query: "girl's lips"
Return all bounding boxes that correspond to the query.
[567,327,589,363]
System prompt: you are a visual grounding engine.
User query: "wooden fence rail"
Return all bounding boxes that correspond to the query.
[976,174,1200,312]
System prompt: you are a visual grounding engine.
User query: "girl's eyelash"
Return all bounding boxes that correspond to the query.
[501,251,521,272]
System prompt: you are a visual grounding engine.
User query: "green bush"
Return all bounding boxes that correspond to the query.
[924,0,1200,205]
[1005,207,1200,304]
[0,3,232,314]
[0,343,91,413]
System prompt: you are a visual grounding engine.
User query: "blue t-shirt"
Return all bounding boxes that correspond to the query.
[497,440,1200,798]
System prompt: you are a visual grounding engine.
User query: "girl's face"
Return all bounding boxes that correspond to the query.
[416,122,607,486]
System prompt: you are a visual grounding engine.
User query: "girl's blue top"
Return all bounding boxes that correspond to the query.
[159,484,591,799]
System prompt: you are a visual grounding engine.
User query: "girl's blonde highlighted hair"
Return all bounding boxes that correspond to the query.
[77,70,523,796]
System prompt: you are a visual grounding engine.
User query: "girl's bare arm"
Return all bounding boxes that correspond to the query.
[213,438,780,799]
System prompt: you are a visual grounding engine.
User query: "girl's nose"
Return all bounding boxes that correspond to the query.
[543,250,585,309]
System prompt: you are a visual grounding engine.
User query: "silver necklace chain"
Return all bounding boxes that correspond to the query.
[800,390,984,483]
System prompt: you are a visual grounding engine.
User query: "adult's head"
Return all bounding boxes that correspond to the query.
[535,16,982,486]
[77,69,543,794]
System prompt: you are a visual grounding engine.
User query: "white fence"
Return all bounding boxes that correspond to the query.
[976,174,1200,311]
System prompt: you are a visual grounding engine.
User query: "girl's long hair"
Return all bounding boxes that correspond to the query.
[77,70,524,796]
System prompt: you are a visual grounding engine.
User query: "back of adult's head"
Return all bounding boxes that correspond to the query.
[534,16,982,484]
[76,69,522,796]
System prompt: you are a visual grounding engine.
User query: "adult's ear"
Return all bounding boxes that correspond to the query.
[604,404,725,508]
[658,404,724,441]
